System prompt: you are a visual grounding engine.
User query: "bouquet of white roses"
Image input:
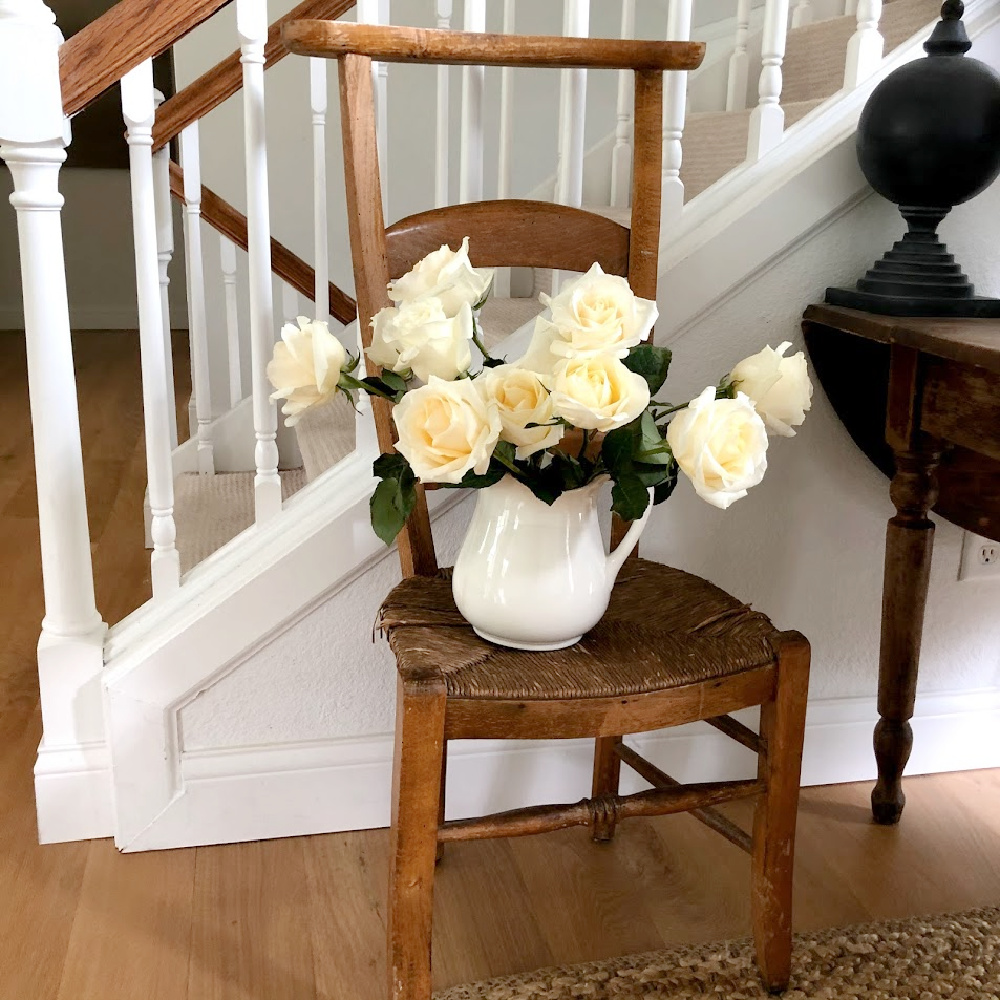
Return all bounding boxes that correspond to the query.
[268,238,813,545]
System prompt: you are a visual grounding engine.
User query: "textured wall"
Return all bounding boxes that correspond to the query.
[180,181,1000,749]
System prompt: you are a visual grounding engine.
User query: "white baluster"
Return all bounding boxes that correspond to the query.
[0,0,106,744]
[609,0,635,209]
[843,0,884,89]
[661,0,692,229]
[434,0,452,208]
[844,0,858,16]
[311,57,329,320]
[726,0,751,111]
[281,282,300,323]
[179,122,215,476]
[494,0,515,298]
[460,0,486,203]
[122,62,181,596]
[357,0,389,217]
[791,0,813,27]
[219,235,242,408]
[238,0,281,522]
[152,90,178,450]
[746,0,790,162]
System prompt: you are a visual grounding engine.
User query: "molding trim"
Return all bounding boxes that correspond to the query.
[37,687,1000,848]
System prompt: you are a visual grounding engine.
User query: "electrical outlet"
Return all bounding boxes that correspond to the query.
[958,531,1000,582]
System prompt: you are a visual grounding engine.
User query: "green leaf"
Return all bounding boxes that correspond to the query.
[381,370,408,393]
[716,376,738,400]
[653,465,679,505]
[481,356,505,369]
[624,344,673,395]
[601,420,640,478]
[611,473,650,521]
[634,411,673,466]
[372,452,410,480]
[369,473,417,546]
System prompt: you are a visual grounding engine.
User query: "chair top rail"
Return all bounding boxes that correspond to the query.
[153,0,356,152]
[60,0,234,117]
[282,22,706,71]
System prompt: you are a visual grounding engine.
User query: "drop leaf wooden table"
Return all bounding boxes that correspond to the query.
[802,303,1000,824]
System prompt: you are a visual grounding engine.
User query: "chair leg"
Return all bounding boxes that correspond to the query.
[751,632,810,994]
[388,677,447,1000]
[435,741,447,865]
[591,736,623,842]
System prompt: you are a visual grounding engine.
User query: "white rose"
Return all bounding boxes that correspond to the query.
[368,298,474,383]
[549,354,651,432]
[730,341,813,437]
[666,387,769,510]
[267,316,348,426]
[393,376,502,484]
[481,365,564,459]
[388,236,494,317]
[539,262,658,359]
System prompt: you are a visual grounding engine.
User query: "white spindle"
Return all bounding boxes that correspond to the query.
[746,0,790,162]
[661,0,692,229]
[844,0,858,16]
[357,0,388,217]
[0,0,107,743]
[152,90,177,450]
[179,123,215,476]
[494,0,516,298]
[238,0,281,522]
[460,0,486,203]
[123,62,181,596]
[843,0,884,89]
[219,235,242,408]
[726,0,752,111]
[791,1,813,27]
[609,0,635,209]
[434,0,453,207]
[281,282,300,323]
[311,57,329,319]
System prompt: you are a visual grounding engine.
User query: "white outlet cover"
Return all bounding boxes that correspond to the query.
[958,531,1000,582]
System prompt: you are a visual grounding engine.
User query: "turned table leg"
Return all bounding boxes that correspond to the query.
[871,446,940,825]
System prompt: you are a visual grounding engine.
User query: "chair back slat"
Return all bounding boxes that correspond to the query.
[386,201,629,279]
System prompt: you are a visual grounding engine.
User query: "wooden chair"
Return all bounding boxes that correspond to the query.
[283,21,811,999]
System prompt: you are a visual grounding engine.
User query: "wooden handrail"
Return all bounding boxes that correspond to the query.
[153,0,356,152]
[169,162,356,325]
[283,22,706,71]
[60,0,234,118]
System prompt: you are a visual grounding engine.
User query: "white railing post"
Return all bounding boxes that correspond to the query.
[791,1,813,27]
[843,0,884,90]
[219,235,242,408]
[0,0,106,746]
[311,57,329,321]
[494,0,516,297]
[726,0,752,111]
[434,0,453,208]
[460,0,485,203]
[746,0,790,162]
[238,0,282,522]
[179,122,215,476]
[609,0,635,209]
[844,0,858,16]
[357,0,389,217]
[661,0,692,229]
[152,90,178,450]
[122,61,181,597]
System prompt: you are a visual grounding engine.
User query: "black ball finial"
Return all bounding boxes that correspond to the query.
[940,0,964,20]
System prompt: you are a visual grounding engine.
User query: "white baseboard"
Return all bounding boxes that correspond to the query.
[35,687,1000,849]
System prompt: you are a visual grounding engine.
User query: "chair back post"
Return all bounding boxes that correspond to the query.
[336,51,438,578]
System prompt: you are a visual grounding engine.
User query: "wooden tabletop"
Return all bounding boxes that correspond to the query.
[803,304,1000,375]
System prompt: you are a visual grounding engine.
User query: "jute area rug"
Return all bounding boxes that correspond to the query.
[435,907,1000,999]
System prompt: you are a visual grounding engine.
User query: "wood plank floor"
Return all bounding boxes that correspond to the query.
[1,331,999,998]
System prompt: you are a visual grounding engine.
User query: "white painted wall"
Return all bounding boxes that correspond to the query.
[180,181,1000,752]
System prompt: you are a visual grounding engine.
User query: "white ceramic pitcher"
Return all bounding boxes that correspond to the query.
[452,475,654,651]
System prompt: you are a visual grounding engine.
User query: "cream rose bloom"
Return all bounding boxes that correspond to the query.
[549,354,651,432]
[666,386,769,510]
[388,236,494,317]
[267,316,348,426]
[730,341,813,438]
[393,376,502,484]
[368,298,474,383]
[481,365,564,459]
[539,262,658,359]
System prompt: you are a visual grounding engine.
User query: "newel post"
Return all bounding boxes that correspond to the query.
[0,0,107,745]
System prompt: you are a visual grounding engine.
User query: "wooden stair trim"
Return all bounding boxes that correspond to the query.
[153,0,356,153]
[168,161,357,324]
[60,0,234,118]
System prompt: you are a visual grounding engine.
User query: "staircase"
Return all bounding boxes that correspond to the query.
[4,0,998,850]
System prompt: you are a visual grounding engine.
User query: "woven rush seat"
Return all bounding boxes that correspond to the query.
[376,558,780,700]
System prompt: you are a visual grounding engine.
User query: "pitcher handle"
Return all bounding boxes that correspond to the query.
[605,488,655,584]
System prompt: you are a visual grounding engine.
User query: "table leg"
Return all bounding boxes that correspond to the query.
[872,446,941,825]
